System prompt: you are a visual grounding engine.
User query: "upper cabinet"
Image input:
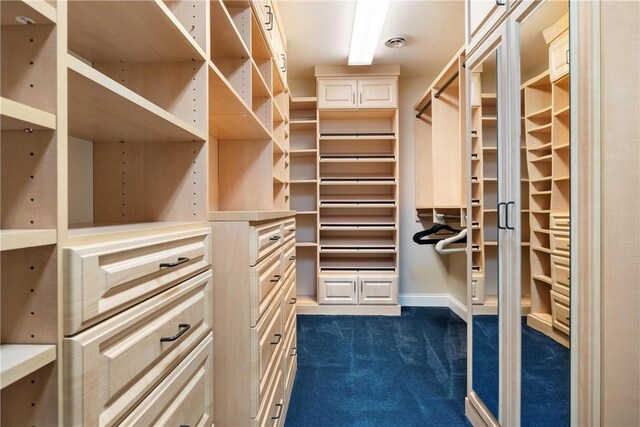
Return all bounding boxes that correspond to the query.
[466,0,511,53]
[543,13,569,83]
[317,77,398,110]
[252,0,287,88]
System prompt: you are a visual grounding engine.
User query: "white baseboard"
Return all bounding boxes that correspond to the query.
[399,293,468,321]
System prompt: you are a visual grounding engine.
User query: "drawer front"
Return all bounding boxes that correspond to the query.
[250,221,284,266]
[283,274,296,329]
[282,218,296,242]
[318,274,357,305]
[64,271,213,427]
[551,255,570,296]
[359,274,398,305]
[256,358,284,427]
[551,214,570,230]
[282,238,296,273]
[551,290,570,335]
[119,334,214,427]
[551,233,570,254]
[64,228,211,335]
[256,292,284,389]
[284,321,297,394]
[250,248,284,327]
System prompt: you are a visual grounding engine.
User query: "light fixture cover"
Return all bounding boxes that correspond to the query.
[348,0,391,66]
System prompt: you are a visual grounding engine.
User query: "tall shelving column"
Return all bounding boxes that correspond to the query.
[1,1,61,424]
[288,96,318,305]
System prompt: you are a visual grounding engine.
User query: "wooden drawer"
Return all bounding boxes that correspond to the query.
[551,233,570,254]
[551,290,570,335]
[283,320,297,394]
[551,255,570,296]
[283,273,296,329]
[64,228,211,335]
[282,218,296,242]
[64,271,213,427]
[250,221,284,266]
[119,333,214,427]
[252,290,284,415]
[250,248,284,327]
[551,214,570,230]
[255,357,284,427]
[282,238,296,274]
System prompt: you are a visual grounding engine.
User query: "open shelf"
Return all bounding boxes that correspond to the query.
[290,119,317,131]
[0,97,55,131]
[0,229,56,252]
[1,0,56,26]
[320,216,395,226]
[0,344,56,389]
[320,236,395,248]
[68,0,205,62]
[319,256,396,272]
[209,62,270,139]
[68,55,206,142]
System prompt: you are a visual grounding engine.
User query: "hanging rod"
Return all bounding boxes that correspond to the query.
[415,71,460,119]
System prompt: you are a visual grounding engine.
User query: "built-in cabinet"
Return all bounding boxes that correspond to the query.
[318,273,398,305]
[317,77,397,109]
[209,212,297,427]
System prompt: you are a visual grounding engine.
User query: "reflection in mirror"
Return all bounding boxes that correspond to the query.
[470,49,500,418]
[519,1,570,425]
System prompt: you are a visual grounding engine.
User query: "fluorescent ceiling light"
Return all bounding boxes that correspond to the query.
[348,0,391,66]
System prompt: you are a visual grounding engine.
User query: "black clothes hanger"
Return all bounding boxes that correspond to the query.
[413,223,467,245]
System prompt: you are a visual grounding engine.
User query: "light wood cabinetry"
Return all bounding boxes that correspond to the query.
[524,14,570,346]
[317,77,398,109]
[414,47,468,226]
[466,0,510,54]
[1,1,60,424]
[210,212,297,427]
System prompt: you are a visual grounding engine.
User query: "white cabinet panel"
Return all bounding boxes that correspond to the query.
[358,78,397,109]
[548,31,569,82]
[359,274,398,305]
[317,79,357,109]
[318,274,357,305]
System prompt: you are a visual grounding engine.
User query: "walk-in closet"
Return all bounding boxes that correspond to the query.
[0,0,637,426]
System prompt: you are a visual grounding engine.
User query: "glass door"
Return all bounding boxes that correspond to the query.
[466,23,515,425]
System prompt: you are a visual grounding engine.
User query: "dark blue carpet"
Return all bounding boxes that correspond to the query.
[285,307,469,427]
[472,316,570,427]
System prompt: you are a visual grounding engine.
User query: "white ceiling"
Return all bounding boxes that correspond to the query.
[278,0,466,80]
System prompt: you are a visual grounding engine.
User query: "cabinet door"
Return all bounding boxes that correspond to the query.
[318,274,357,304]
[317,79,357,109]
[548,31,569,82]
[357,78,397,108]
[358,274,398,305]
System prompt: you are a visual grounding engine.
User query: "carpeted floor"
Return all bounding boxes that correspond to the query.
[285,307,469,427]
[286,308,570,427]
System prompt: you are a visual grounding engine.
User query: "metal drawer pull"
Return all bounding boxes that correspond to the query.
[289,256,296,261]
[272,403,284,420]
[290,297,297,304]
[289,228,296,232]
[496,0,505,5]
[159,257,189,268]
[265,5,273,30]
[161,324,190,342]
[290,347,298,357]
[270,275,282,283]
[271,333,282,345]
[270,235,281,241]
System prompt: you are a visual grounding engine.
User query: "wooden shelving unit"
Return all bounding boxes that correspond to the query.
[524,60,570,345]
[289,96,318,301]
[209,0,291,212]
[1,2,60,424]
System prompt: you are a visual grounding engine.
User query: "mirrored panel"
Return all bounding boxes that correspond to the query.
[470,48,501,419]
[518,1,570,425]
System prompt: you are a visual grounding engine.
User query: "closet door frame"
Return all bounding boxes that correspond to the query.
[465,22,519,427]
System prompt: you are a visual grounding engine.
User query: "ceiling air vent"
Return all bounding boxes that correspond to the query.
[385,37,406,49]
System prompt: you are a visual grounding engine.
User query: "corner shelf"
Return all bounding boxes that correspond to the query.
[0,344,56,390]
[68,55,206,142]
[0,0,56,26]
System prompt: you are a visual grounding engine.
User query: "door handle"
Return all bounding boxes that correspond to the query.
[506,201,515,230]
[497,202,506,230]
[272,403,284,420]
[160,324,190,342]
[270,274,282,283]
[265,5,273,31]
[159,257,189,268]
[360,92,363,104]
[352,92,356,105]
